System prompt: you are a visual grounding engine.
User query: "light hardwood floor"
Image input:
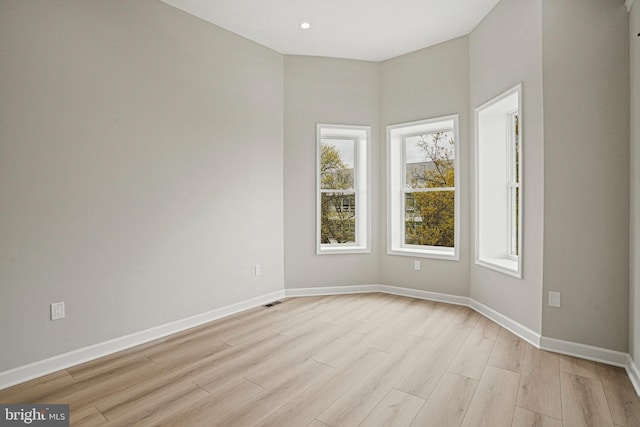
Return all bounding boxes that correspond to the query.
[1,293,639,426]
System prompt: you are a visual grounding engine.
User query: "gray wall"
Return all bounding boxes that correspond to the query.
[283,56,380,288]
[542,0,629,351]
[630,0,640,365]
[379,37,471,297]
[0,0,284,371]
[468,0,545,333]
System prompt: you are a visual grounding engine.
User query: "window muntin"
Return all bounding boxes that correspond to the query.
[387,116,459,260]
[317,124,370,254]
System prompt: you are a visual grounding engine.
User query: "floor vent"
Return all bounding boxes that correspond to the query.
[263,301,282,308]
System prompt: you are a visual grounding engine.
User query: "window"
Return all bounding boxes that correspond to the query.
[475,84,523,277]
[317,124,370,254]
[387,115,460,260]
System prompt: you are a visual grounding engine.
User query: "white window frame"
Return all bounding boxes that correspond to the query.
[316,124,371,254]
[387,115,460,260]
[474,83,523,278]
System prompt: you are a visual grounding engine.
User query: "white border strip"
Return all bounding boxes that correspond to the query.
[469,299,541,347]
[378,284,469,307]
[0,290,285,390]
[284,284,381,297]
[626,354,640,395]
[539,336,628,367]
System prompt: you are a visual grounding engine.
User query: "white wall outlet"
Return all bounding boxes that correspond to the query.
[255,264,261,276]
[548,291,561,308]
[51,302,65,320]
[414,260,421,271]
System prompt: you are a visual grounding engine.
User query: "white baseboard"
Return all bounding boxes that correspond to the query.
[284,284,469,308]
[469,299,541,347]
[626,354,640,396]
[378,284,470,307]
[539,336,629,368]
[284,284,382,297]
[0,290,285,391]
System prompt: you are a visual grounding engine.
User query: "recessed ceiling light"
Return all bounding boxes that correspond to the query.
[300,22,311,30]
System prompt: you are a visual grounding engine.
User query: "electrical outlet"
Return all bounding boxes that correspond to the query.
[548,291,561,308]
[414,260,421,271]
[255,264,261,276]
[51,302,65,320]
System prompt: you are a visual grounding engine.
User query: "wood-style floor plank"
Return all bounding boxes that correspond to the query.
[460,366,520,427]
[97,373,208,422]
[448,316,501,380]
[488,328,526,373]
[206,359,333,427]
[409,372,478,427]
[70,406,107,427]
[255,347,388,427]
[0,370,76,404]
[559,355,599,380]
[359,389,425,427]
[560,371,614,427]
[516,345,562,420]
[1,293,637,427]
[153,378,264,427]
[317,335,431,427]
[511,407,563,427]
[396,312,476,399]
[103,383,209,426]
[597,364,640,427]
[413,303,459,339]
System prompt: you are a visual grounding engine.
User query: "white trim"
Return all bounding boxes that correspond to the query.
[378,284,469,306]
[474,83,524,279]
[285,284,470,306]
[539,336,628,367]
[285,284,382,297]
[316,124,371,255]
[469,299,541,347]
[387,115,460,261]
[626,354,640,396]
[0,290,285,391]
[625,0,634,13]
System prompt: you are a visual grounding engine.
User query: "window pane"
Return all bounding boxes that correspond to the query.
[405,131,455,189]
[404,191,454,247]
[513,186,519,256]
[321,192,356,244]
[320,139,354,190]
[514,113,520,184]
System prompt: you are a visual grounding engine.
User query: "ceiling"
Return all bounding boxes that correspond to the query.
[160,0,501,62]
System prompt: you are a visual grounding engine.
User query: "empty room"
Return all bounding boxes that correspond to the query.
[1,0,639,426]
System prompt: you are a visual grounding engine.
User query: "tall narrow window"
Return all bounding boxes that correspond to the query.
[387,115,459,260]
[317,124,370,254]
[475,84,523,277]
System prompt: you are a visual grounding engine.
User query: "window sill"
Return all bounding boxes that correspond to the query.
[476,257,522,278]
[318,245,370,255]
[388,246,458,261]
